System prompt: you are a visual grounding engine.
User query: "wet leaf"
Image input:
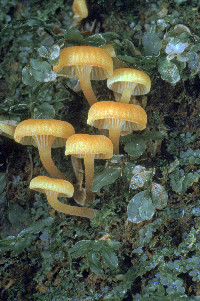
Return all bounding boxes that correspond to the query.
[142,32,162,56]
[127,190,155,223]
[158,58,180,84]
[30,59,56,82]
[92,166,121,192]
[84,33,107,46]
[69,240,93,258]
[33,102,55,119]
[88,252,103,274]
[64,28,83,45]
[22,66,39,86]
[151,182,168,209]
[0,173,6,194]
[129,165,153,190]
[101,246,118,268]
[124,138,146,158]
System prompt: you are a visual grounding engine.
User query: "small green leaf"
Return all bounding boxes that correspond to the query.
[88,252,104,274]
[101,246,118,268]
[91,166,121,192]
[69,240,92,258]
[142,32,162,56]
[127,190,155,223]
[12,236,33,256]
[158,58,180,84]
[64,28,83,44]
[30,59,56,82]
[151,182,168,209]
[142,131,164,141]
[124,138,146,158]
[22,66,39,86]
[84,34,107,46]
[33,102,55,119]
[0,236,16,253]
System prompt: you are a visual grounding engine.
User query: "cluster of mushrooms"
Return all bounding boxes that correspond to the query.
[0,1,151,220]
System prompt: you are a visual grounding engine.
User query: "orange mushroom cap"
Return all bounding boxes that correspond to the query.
[65,134,113,159]
[107,68,151,103]
[65,134,113,203]
[30,176,97,219]
[72,0,88,21]
[87,101,147,154]
[14,119,75,179]
[53,46,113,106]
[14,119,75,148]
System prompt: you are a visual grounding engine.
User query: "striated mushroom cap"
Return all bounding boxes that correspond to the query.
[14,119,75,148]
[107,68,151,96]
[53,46,113,80]
[30,176,74,197]
[65,134,113,159]
[87,101,147,133]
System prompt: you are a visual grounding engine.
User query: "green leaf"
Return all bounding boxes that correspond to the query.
[151,182,168,209]
[64,28,84,45]
[127,190,155,223]
[91,166,121,192]
[22,66,39,86]
[19,217,54,236]
[129,165,154,190]
[8,204,31,228]
[142,131,164,141]
[38,45,60,64]
[84,34,107,46]
[124,138,146,158]
[30,59,56,82]
[158,58,180,84]
[11,236,33,256]
[88,252,104,274]
[0,173,6,194]
[69,240,93,258]
[32,102,55,119]
[0,236,16,253]
[101,246,118,268]
[142,32,162,57]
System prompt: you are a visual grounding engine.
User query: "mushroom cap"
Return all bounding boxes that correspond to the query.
[30,176,74,197]
[87,101,147,132]
[72,0,88,19]
[65,134,113,159]
[53,46,113,80]
[14,119,75,148]
[107,68,151,95]
[0,120,17,138]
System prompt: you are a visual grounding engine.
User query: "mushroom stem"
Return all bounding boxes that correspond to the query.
[74,65,97,106]
[109,128,121,154]
[46,191,97,219]
[83,155,95,203]
[121,82,137,103]
[33,135,66,180]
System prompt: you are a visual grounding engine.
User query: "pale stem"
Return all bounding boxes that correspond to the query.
[46,191,97,219]
[84,155,95,203]
[109,128,121,154]
[33,135,66,180]
[120,82,137,103]
[74,65,98,106]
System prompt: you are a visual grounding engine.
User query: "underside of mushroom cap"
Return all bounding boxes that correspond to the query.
[30,176,74,197]
[107,68,151,95]
[14,119,75,147]
[65,134,113,159]
[53,46,113,80]
[87,101,147,132]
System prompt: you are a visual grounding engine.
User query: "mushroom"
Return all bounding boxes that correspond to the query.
[14,119,75,179]
[107,68,151,103]
[30,176,97,219]
[72,0,88,25]
[65,134,113,203]
[87,101,147,154]
[100,44,128,69]
[53,46,113,106]
[0,119,17,139]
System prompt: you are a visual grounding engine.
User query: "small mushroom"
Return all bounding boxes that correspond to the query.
[87,101,147,154]
[100,44,128,69]
[107,68,151,103]
[30,176,97,219]
[65,134,113,203]
[72,0,88,25]
[53,46,113,106]
[14,119,75,179]
[0,119,17,139]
